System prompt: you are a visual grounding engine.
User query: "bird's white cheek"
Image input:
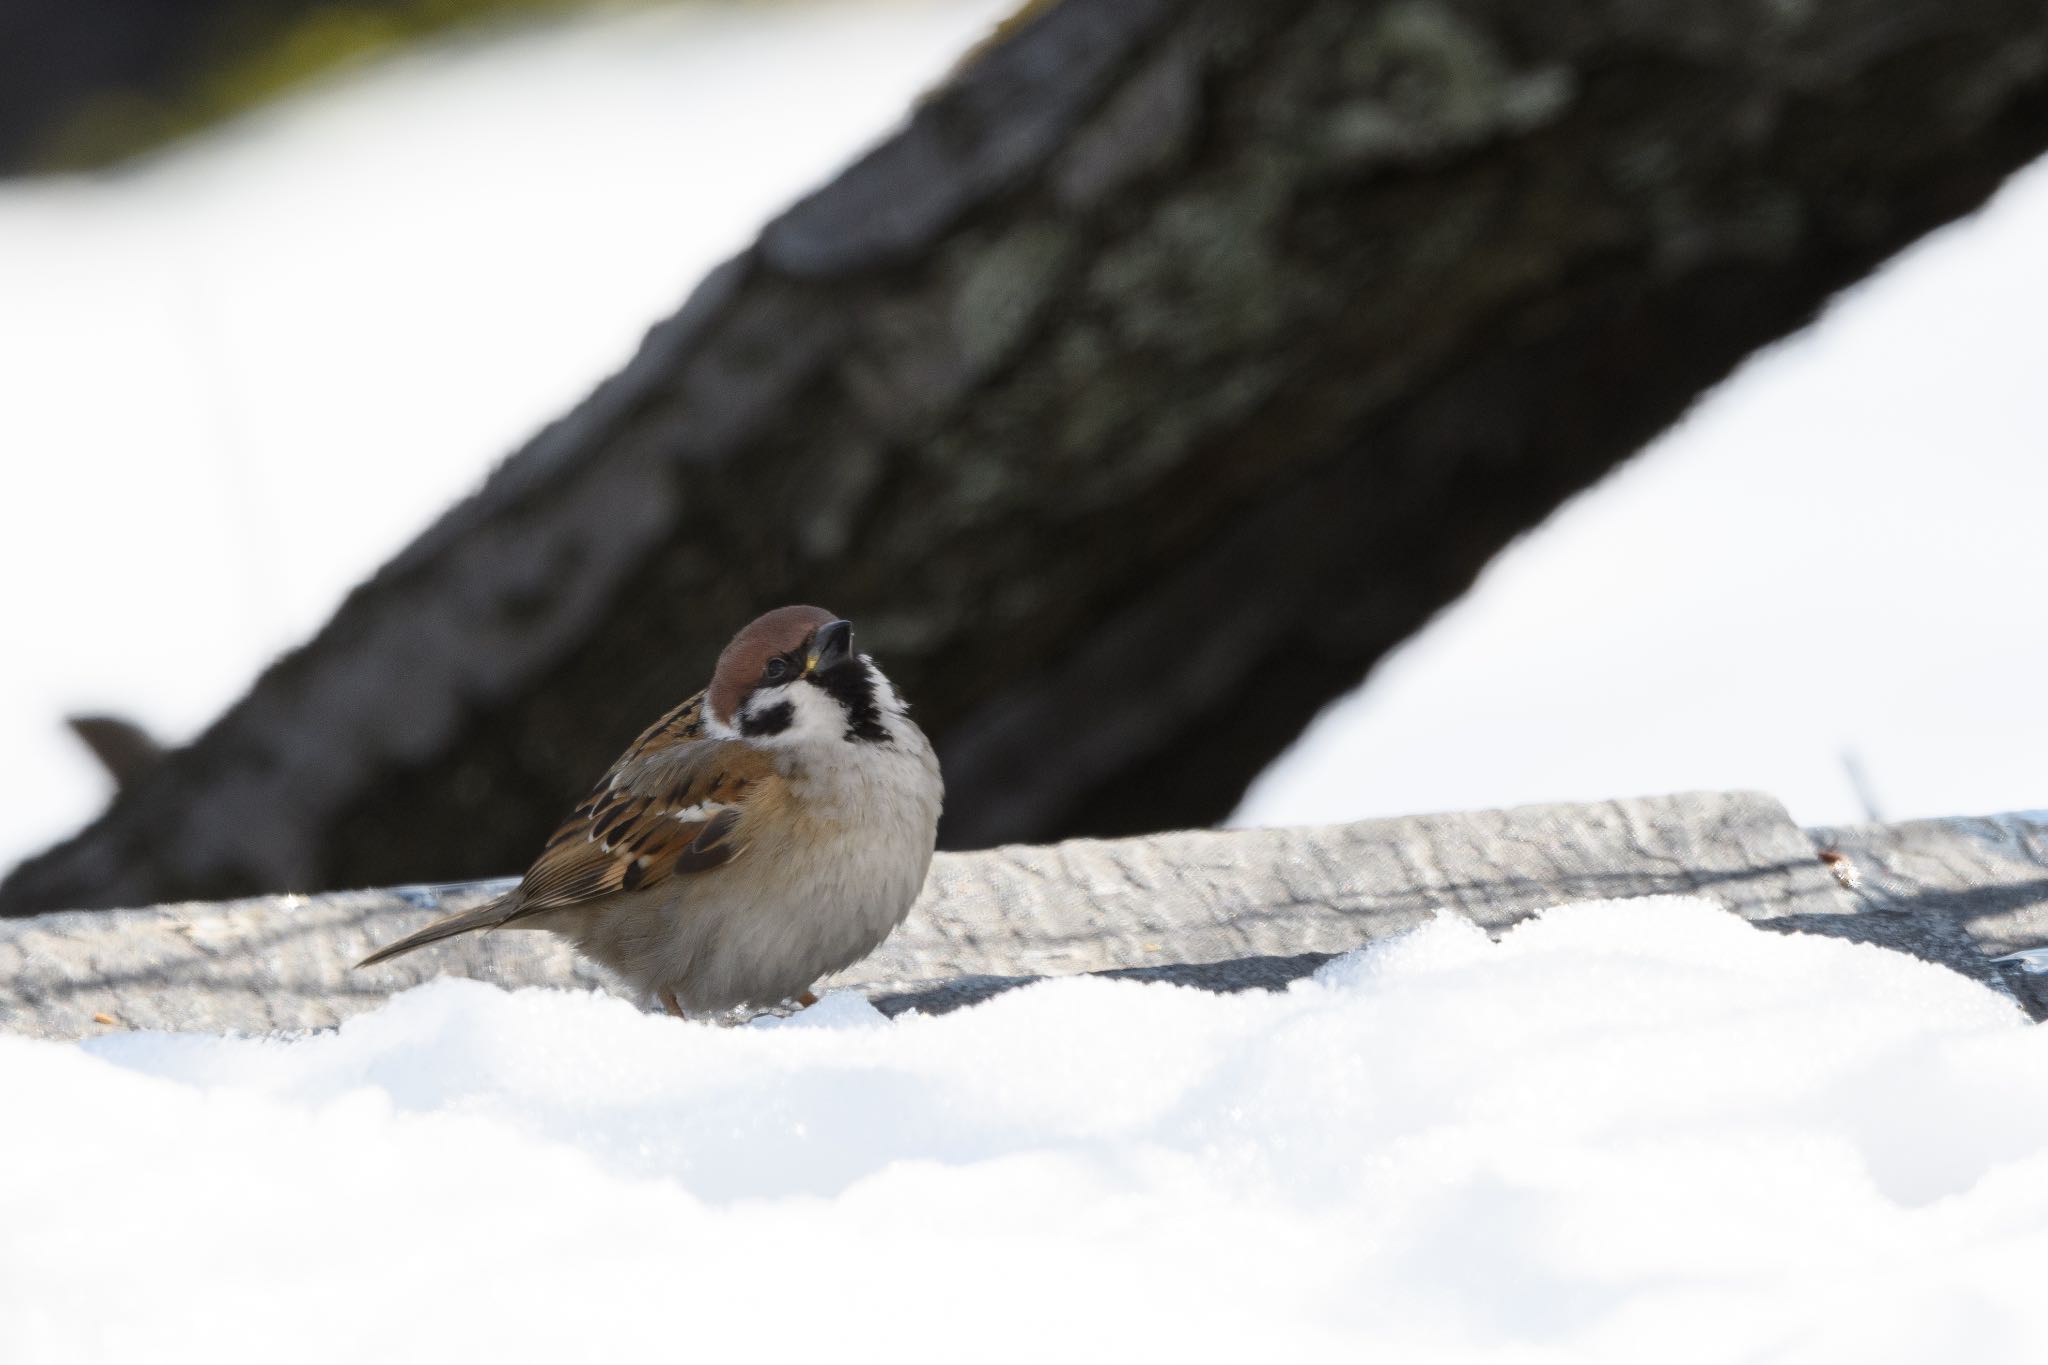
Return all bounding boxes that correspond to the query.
[739,684,846,746]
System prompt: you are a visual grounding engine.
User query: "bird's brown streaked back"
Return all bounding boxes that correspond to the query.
[514,739,782,913]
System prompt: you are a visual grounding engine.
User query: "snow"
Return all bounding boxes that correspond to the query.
[5,897,2047,1362]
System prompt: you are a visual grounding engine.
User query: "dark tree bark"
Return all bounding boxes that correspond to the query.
[0,0,321,170]
[6,0,2046,915]
[0,0,585,172]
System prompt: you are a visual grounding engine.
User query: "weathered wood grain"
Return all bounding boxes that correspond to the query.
[19,791,2044,1042]
[1807,811,2048,1017]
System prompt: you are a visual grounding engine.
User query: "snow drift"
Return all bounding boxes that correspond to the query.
[4,896,2046,1363]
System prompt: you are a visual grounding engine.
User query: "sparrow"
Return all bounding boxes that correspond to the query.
[355,605,943,1016]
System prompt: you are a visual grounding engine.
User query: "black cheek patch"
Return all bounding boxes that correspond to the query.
[811,664,891,744]
[739,700,794,738]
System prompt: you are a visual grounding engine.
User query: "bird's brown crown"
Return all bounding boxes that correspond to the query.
[707,604,838,723]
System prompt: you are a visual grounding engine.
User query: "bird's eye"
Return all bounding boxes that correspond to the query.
[762,657,791,683]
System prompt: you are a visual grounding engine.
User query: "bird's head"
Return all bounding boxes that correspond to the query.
[706,605,900,746]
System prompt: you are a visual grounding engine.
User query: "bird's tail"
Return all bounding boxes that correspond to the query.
[354,892,524,969]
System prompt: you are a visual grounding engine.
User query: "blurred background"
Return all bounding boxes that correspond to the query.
[2,0,2045,911]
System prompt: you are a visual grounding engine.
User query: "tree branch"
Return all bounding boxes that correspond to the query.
[7,0,2045,913]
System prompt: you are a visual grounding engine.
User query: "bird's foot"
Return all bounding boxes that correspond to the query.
[660,990,685,1018]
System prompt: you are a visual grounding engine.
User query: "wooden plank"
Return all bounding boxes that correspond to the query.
[3,790,1873,1039]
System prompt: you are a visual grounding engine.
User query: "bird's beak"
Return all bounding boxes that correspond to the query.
[806,619,854,675]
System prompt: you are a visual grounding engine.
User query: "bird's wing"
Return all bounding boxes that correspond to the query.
[506,691,784,919]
